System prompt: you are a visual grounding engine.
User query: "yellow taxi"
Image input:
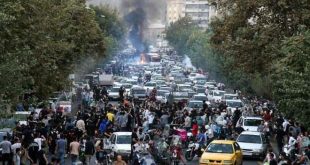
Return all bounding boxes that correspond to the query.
[199,140,243,165]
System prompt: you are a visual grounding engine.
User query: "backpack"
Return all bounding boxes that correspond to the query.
[28,142,39,156]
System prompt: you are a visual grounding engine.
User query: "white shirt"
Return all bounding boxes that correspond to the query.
[184,116,191,127]
[11,142,21,154]
[34,138,44,151]
[288,136,296,149]
[147,114,154,124]
[283,120,289,131]
[134,143,149,152]
[76,119,85,132]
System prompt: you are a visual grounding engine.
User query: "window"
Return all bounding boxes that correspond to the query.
[207,143,234,154]
[233,142,241,151]
[237,135,262,144]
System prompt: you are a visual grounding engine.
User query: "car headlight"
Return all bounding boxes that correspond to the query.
[223,160,233,164]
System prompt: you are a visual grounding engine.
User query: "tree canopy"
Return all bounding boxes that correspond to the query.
[0,0,119,106]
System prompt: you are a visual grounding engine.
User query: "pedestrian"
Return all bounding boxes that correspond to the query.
[0,136,12,165]
[27,140,39,165]
[113,155,127,165]
[37,145,48,165]
[55,134,67,165]
[69,138,80,165]
[276,126,285,152]
[84,136,95,165]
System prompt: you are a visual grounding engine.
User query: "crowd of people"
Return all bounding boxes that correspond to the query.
[0,57,309,165]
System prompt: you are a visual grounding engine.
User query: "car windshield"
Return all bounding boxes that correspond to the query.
[238,135,262,144]
[196,88,205,93]
[206,143,233,154]
[145,83,156,87]
[132,90,145,95]
[157,91,168,96]
[226,101,243,108]
[225,95,238,100]
[244,119,262,126]
[194,96,207,101]
[214,91,225,96]
[111,88,120,92]
[188,102,203,108]
[116,135,132,144]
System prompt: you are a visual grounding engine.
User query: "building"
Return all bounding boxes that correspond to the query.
[166,0,217,29]
[184,0,215,29]
[166,0,185,25]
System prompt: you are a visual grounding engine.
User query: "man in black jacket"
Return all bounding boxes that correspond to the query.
[84,136,95,165]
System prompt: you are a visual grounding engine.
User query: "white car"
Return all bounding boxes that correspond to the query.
[108,86,121,100]
[144,81,157,91]
[225,99,244,114]
[222,93,239,101]
[236,116,263,132]
[207,90,226,102]
[192,94,208,102]
[156,90,170,103]
[107,132,132,159]
[237,131,267,159]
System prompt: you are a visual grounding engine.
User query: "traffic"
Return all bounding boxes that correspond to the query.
[0,49,309,165]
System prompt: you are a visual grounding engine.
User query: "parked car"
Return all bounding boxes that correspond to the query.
[129,86,147,102]
[200,140,243,165]
[236,131,267,160]
[225,99,244,114]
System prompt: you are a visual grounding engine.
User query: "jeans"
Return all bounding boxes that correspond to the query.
[58,152,65,165]
[71,154,78,165]
[85,155,92,165]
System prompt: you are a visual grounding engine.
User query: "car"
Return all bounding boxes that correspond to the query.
[159,86,173,92]
[225,99,244,114]
[144,81,157,90]
[108,86,121,100]
[177,84,192,92]
[184,100,204,112]
[223,94,239,101]
[236,131,267,159]
[156,90,170,103]
[192,94,208,102]
[130,86,147,101]
[173,92,189,102]
[200,140,243,165]
[207,90,226,102]
[236,116,263,132]
[106,132,132,160]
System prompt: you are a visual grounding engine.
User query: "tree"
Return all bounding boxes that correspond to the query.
[273,29,310,127]
[0,0,106,105]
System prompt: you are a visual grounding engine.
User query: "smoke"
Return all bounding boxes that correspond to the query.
[183,55,196,69]
[122,0,166,53]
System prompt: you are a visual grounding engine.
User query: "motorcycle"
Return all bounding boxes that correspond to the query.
[154,138,171,165]
[185,142,205,161]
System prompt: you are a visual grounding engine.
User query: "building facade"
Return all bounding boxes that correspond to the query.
[166,0,216,29]
[166,0,185,25]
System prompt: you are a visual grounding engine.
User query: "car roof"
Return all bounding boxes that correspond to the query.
[226,99,242,102]
[194,94,207,96]
[189,100,203,103]
[239,131,262,136]
[211,140,235,144]
[113,132,132,136]
[242,116,263,120]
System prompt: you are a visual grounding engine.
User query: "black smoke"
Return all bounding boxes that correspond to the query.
[125,8,146,53]
[121,0,166,54]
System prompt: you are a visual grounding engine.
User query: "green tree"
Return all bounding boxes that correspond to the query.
[273,29,310,127]
[0,0,106,104]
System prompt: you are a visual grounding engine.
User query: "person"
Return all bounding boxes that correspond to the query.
[84,136,95,165]
[55,134,67,165]
[37,145,48,165]
[0,136,12,165]
[184,113,191,132]
[276,126,285,153]
[113,155,127,165]
[34,134,46,151]
[269,153,277,165]
[11,138,21,165]
[76,118,86,133]
[69,138,80,165]
[27,140,39,165]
